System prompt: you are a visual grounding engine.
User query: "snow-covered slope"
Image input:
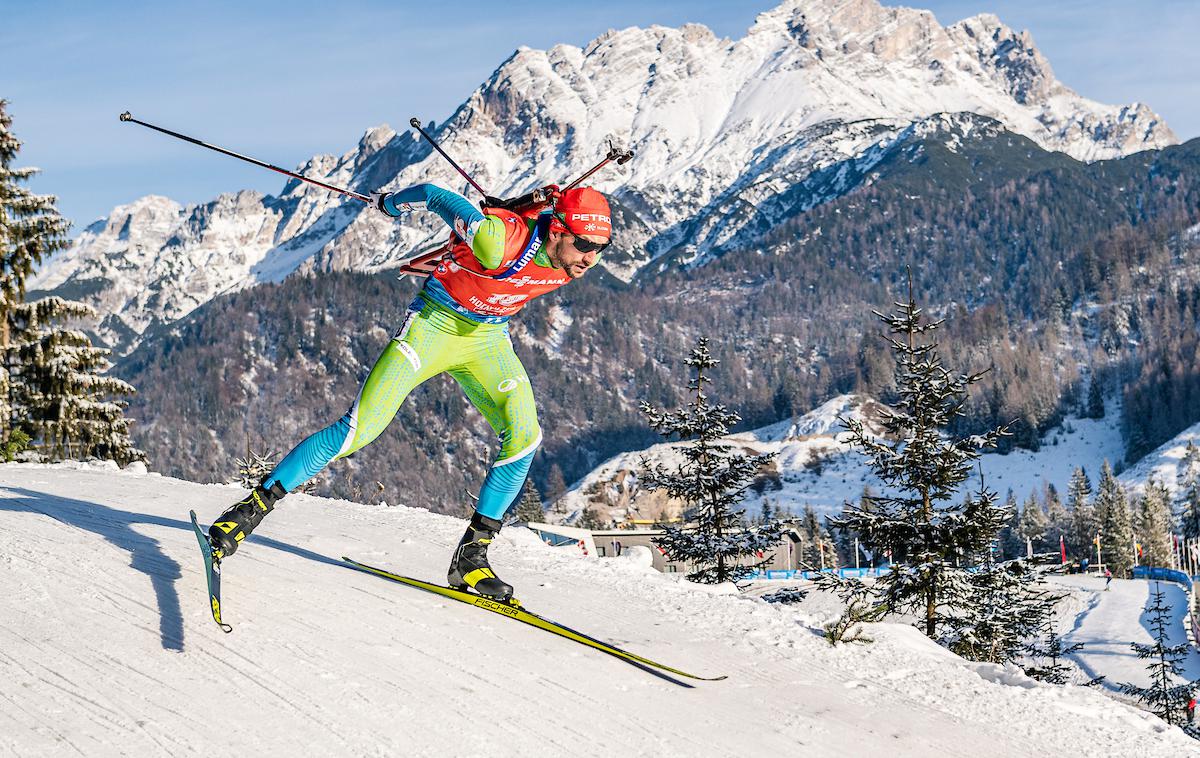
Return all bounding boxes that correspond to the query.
[32,0,1175,352]
[561,394,1128,522]
[1,463,1194,756]
[1117,420,1200,499]
[1055,575,1200,691]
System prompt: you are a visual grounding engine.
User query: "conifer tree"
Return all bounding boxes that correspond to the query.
[800,504,838,570]
[998,490,1025,560]
[1136,481,1174,567]
[1118,583,1193,725]
[1095,461,1135,576]
[1086,377,1105,419]
[1066,467,1096,560]
[1018,490,1049,554]
[1023,622,1084,685]
[513,481,546,524]
[7,297,142,463]
[830,282,1008,638]
[1043,483,1070,557]
[947,553,1062,665]
[640,337,783,583]
[0,100,71,442]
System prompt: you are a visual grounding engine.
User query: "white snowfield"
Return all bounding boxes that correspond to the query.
[1,464,1196,757]
[1056,575,1200,690]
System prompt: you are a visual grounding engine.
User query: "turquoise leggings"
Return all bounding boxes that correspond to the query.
[263,295,541,520]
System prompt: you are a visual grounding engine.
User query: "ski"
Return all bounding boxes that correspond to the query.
[190,510,232,633]
[341,556,726,683]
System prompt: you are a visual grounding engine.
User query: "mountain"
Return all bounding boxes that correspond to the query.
[2,462,1195,756]
[30,0,1175,354]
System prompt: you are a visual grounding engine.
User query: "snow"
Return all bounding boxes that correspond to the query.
[1119,420,1200,499]
[563,394,1129,521]
[1,462,1195,755]
[1054,576,1200,691]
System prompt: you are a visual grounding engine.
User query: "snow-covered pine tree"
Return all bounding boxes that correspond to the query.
[1136,480,1174,567]
[1023,622,1084,685]
[800,504,838,570]
[1066,467,1096,561]
[998,490,1025,560]
[1095,461,1135,576]
[831,281,1008,638]
[233,440,278,488]
[946,546,1062,665]
[1018,489,1049,554]
[640,337,783,584]
[1118,582,1193,725]
[0,100,71,442]
[7,297,143,464]
[1043,483,1069,557]
[513,481,546,524]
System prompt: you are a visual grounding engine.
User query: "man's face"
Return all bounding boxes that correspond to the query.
[548,231,606,279]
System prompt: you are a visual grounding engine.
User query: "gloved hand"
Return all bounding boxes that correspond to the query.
[366,191,393,216]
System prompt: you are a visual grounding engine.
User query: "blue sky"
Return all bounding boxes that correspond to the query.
[4,0,1197,231]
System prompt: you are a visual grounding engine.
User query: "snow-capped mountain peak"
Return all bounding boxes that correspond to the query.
[35,0,1177,352]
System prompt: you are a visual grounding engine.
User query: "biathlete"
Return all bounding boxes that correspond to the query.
[205,182,612,602]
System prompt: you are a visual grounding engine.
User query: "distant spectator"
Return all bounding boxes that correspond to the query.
[1104,567,1112,591]
[1081,558,1089,574]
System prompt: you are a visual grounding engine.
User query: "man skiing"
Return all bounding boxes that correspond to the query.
[205,181,612,602]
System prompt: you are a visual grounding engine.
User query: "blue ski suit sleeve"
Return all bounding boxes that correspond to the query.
[382,184,507,269]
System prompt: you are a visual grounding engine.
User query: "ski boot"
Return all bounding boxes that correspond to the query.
[447,512,515,603]
[208,481,287,559]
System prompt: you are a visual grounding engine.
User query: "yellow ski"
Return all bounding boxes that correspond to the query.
[342,557,726,684]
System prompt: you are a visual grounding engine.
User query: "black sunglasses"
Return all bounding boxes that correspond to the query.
[554,211,610,254]
[570,236,609,255]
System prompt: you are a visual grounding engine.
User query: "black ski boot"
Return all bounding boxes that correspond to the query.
[208,481,287,559]
[447,512,514,602]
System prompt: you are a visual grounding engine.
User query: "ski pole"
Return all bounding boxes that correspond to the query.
[118,111,371,204]
[409,117,490,199]
[563,143,634,190]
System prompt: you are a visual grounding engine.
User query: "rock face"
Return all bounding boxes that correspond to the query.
[32,0,1176,352]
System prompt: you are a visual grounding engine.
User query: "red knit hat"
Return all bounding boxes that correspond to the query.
[550,187,611,241]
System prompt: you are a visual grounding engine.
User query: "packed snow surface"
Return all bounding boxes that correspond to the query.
[1055,575,1200,690]
[1,464,1196,756]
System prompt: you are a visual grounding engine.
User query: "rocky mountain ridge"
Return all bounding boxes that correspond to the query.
[31,0,1175,354]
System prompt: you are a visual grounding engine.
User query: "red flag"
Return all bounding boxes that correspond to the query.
[1060,534,1067,565]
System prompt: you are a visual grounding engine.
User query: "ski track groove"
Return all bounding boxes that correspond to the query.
[192,641,360,750]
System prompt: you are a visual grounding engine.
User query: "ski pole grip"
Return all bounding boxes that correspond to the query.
[409,117,422,129]
[119,111,132,122]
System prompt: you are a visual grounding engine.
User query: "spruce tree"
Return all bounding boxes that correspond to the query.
[830,282,1008,639]
[1137,481,1174,568]
[7,297,142,463]
[0,100,71,441]
[947,553,1062,664]
[1086,377,1105,419]
[1043,483,1070,558]
[513,481,546,524]
[1118,583,1193,725]
[998,490,1025,560]
[640,337,783,584]
[1018,490,1049,554]
[1066,467,1096,561]
[1095,461,1135,576]
[1024,623,1085,685]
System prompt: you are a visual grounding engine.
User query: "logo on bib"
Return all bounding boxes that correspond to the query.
[498,378,519,393]
[486,293,529,307]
